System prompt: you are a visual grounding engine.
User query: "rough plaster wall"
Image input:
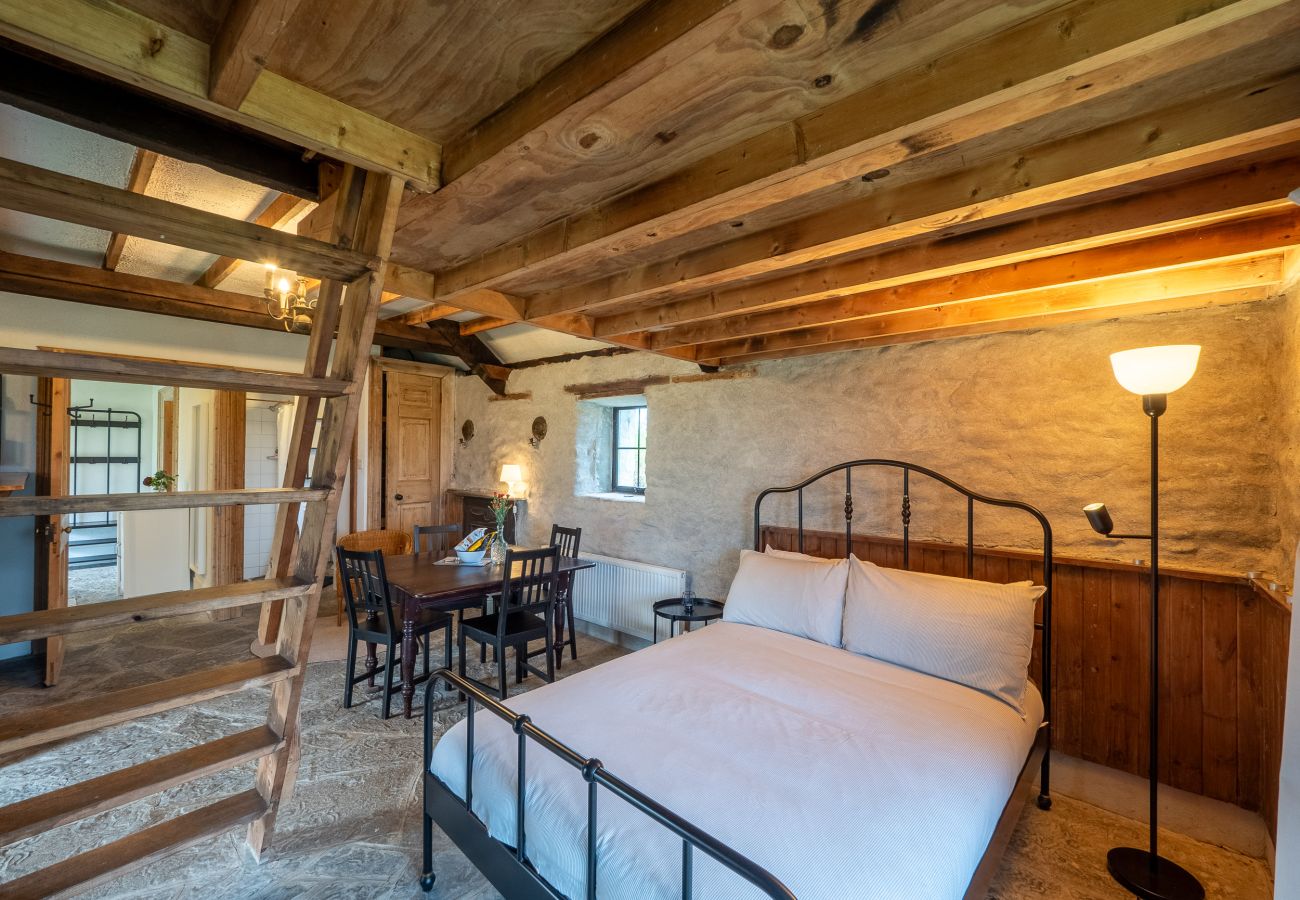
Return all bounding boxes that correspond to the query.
[453,301,1285,599]
[1279,278,1300,583]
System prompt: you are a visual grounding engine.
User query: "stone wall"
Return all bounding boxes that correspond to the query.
[451,300,1287,599]
[1279,278,1300,584]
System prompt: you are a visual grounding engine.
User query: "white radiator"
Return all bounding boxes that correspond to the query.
[570,554,688,642]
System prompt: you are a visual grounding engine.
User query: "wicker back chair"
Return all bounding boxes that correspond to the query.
[333,529,414,624]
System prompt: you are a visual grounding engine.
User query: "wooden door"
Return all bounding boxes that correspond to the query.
[383,371,441,534]
[34,376,70,686]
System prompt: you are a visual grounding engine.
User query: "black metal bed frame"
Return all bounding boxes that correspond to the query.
[753,458,1054,810]
[421,459,1052,899]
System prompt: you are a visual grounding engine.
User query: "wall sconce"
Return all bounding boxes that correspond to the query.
[499,464,527,498]
[529,416,547,448]
[459,419,475,447]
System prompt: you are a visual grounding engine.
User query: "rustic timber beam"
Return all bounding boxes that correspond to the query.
[0,156,373,280]
[523,73,1300,319]
[459,316,514,336]
[636,210,1300,350]
[0,252,454,354]
[692,256,1285,363]
[0,0,441,189]
[196,193,313,289]
[390,266,523,321]
[102,148,158,271]
[706,286,1274,366]
[425,321,511,396]
[208,0,306,109]
[421,0,1300,309]
[0,43,325,199]
[592,155,1300,337]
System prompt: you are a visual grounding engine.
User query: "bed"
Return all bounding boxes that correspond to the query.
[421,459,1053,899]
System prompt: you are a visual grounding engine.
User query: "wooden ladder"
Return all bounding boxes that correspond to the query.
[0,165,404,895]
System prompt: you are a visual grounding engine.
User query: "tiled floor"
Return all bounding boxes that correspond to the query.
[0,615,1273,899]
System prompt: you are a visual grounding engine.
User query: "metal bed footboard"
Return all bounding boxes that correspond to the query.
[421,668,796,899]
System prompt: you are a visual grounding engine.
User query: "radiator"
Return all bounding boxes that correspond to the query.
[570,554,688,642]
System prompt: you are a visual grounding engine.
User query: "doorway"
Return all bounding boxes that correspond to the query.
[366,358,454,532]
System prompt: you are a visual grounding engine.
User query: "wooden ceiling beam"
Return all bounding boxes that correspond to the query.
[0,156,372,280]
[706,286,1274,366]
[638,209,1300,350]
[426,0,1298,309]
[523,72,1300,320]
[593,155,1300,337]
[459,317,514,336]
[0,0,441,189]
[101,148,158,271]
[0,252,456,354]
[208,0,306,109]
[692,255,1286,362]
[424,321,511,396]
[196,193,313,288]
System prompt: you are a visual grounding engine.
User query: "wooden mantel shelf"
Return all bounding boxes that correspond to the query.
[0,473,27,497]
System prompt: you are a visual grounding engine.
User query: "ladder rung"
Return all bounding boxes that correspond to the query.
[0,347,353,398]
[0,726,282,848]
[0,487,326,518]
[0,789,268,899]
[0,577,313,645]
[0,656,297,756]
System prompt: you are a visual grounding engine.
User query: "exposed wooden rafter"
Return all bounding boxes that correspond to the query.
[101,148,158,271]
[208,0,307,109]
[0,0,441,189]
[196,193,313,288]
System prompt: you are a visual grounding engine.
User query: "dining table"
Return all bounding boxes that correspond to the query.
[382,550,595,718]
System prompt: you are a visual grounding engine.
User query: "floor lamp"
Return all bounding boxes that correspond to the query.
[1083,344,1203,900]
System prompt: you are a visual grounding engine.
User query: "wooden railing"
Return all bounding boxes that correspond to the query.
[761,526,1290,838]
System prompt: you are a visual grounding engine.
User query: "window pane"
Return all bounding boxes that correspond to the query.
[637,408,648,447]
[636,449,647,488]
[616,408,640,448]
[615,449,640,488]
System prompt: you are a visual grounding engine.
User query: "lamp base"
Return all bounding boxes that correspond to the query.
[1107,848,1204,900]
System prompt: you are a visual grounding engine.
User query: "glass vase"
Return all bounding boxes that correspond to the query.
[491,529,507,565]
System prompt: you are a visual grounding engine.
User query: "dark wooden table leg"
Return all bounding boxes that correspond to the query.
[401,596,417,719]
[552,596,566,669]
[365,613,378,687]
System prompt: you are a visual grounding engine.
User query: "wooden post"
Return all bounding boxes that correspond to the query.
[210,391,246,619]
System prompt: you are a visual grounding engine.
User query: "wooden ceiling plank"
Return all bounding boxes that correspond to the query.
[208,0,306,109]
[638,209,1300,349]
[705,286,1274,366]
[102,148,159,271]
[428,0,1298,309]
[691,255,1285,360]
[443,0,739,183]
[0,251,453,354]
[196,193,313,288]
[0,0,441,189]
[0,156,372,280]
[524,72,1300,320]
[459,317,515,336]
[592,155,1300,337]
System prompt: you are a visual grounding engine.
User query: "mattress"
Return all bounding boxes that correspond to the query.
[429,621,1043,899]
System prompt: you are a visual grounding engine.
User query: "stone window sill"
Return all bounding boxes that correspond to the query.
[578,492,646,503]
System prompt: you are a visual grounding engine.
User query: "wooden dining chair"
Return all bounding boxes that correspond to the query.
[458,546,560,700]
[336,546,452,719]
[413,523,461,556]
[549,524,582,667]
[334,529,415,625]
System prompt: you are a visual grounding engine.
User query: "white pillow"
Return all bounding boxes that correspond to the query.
[724,549,849,647]
[763,544,825,562]
[843,555,1044,712]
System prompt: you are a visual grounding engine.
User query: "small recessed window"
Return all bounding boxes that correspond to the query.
[611,405,647,494]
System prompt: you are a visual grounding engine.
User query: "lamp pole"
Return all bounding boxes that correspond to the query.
[1084,346,1203,900]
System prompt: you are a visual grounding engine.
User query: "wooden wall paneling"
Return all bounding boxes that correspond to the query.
[1260,597,1290,837]
[1160,576,1204,795]
[1201,581,1240,803]
[1053,564,1085,759]
[1106,570,1146,774]
[1236,587,1264,812]
[1080,567,1112,766]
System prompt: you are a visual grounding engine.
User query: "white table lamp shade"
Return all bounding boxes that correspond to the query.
[1109,345,1200,396]
[499,464,523,484]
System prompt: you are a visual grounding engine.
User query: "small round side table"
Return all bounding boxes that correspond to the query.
[652,597,724,643]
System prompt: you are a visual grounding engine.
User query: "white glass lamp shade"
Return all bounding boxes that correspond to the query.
[499,464,523,484]
[1108,345,1200,396]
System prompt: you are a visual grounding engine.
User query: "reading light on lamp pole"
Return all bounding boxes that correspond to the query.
[1083,344,1203,900]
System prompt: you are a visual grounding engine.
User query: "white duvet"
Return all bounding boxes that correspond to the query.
[429,622,1042,900]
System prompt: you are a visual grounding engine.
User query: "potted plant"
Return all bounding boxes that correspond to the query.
[143,470,177,492]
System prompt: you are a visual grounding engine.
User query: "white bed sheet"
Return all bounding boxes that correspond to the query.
[429,622,1043,900]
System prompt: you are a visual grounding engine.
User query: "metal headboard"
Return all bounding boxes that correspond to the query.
[753,458,1054,807]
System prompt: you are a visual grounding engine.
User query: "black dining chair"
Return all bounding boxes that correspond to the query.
[458,546,560,700]
[549,524,582,667]
[337,546,453,719]
[413,523,461,556]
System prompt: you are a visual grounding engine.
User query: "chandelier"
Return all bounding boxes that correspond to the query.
[263,263,315,331]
